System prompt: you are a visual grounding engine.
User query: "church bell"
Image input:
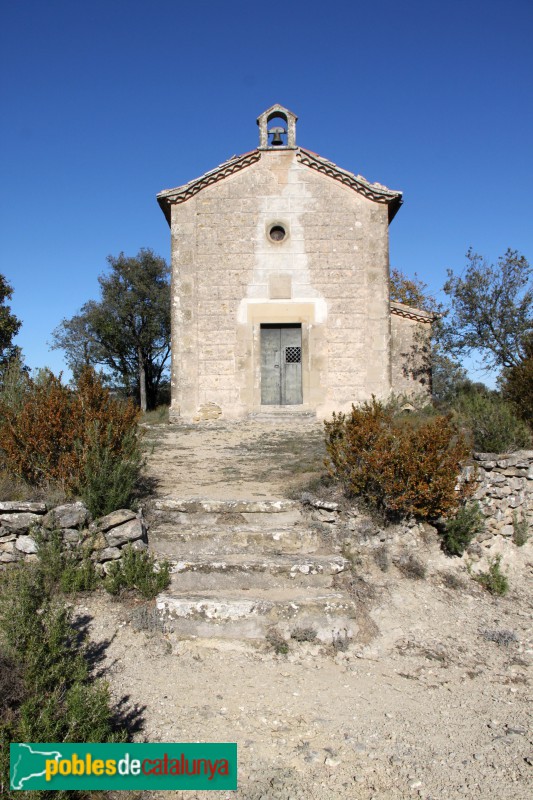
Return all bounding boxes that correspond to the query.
[268,126,286,146]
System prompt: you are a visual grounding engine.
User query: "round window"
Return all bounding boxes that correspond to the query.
[269,224,286,242]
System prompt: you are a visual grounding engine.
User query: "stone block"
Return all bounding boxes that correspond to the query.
[97,547,122,562]
[502,467,526,477]
[488,487,511,498]
[43,502,90,530]
[62,529,83,544]
[96,509,137,532]
[105,518,145,548]
[508,494,524,509]
[15,535,38,554]
[0,513,41,532]
[0,501,47,514]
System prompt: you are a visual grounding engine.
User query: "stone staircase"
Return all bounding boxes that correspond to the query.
[148,496,358,642]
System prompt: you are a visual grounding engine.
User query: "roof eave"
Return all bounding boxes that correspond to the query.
[390,301,439,323]
[157,147,404,224]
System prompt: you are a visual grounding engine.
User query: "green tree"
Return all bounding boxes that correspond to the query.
[501,333,533,426]
[52,249,170,411]
[0,274,22,367]
[443,248,532,371]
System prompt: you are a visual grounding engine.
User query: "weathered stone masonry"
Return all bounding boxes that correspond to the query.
[0,501,148,571]
[466,451,533,543]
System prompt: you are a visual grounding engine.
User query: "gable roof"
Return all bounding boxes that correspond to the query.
[157,148,402,225]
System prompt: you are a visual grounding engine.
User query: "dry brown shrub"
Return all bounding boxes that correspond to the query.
[0,367,140,492]
[325,398,472,520]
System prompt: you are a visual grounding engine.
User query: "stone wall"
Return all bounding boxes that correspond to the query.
[466,451,533,542]
[0,501,147,572]
[390,302,433,399]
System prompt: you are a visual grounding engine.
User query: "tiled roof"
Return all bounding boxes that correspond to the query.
[157,148,402,224]
[390,301,438,323]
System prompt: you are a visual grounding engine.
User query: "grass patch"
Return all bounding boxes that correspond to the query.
[141,405,169,425]
[331,629,350,652]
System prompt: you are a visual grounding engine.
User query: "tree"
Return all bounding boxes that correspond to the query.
[52,249,170,411]
[501,333,533,426]
[390,268,440,312]
[0,274,22,367]
[443,248,532,371]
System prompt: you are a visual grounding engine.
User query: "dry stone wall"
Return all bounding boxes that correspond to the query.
[0,501,148,572]
[467,451,533,543]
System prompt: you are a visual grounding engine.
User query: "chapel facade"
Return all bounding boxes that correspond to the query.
[157,105,432,422]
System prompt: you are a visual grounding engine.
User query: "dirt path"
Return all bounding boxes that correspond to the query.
[141,418,325,500]
[81,420,532,799]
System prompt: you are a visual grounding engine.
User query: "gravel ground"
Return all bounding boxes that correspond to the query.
[85,418,533,799]
[78,544,532,800]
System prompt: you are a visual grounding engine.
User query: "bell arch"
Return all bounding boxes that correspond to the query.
[257,104,298,149]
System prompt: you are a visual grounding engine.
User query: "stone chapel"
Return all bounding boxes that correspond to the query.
[157,105,433,423]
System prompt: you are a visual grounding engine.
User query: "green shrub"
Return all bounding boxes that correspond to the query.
[59,555,99,593]
[325,398,471,520]
[473,555,509,596]
[0,563,126,800]
[453,389,531,452]
[79,423,143,517]
[35,530,98,595]
[512,510,529,547]
[441,501,485,556]
[104,545,170,599]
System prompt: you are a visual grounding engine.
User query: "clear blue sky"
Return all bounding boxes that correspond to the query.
[1,0,532,379]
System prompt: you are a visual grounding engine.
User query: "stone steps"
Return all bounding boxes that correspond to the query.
[167,553,348,590]
[153,497,299,514]
[149,495,352,642]
[156,587,357,641]
[150,524,322,557]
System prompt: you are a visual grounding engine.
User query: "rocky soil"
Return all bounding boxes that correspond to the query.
[78,418,532,799]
